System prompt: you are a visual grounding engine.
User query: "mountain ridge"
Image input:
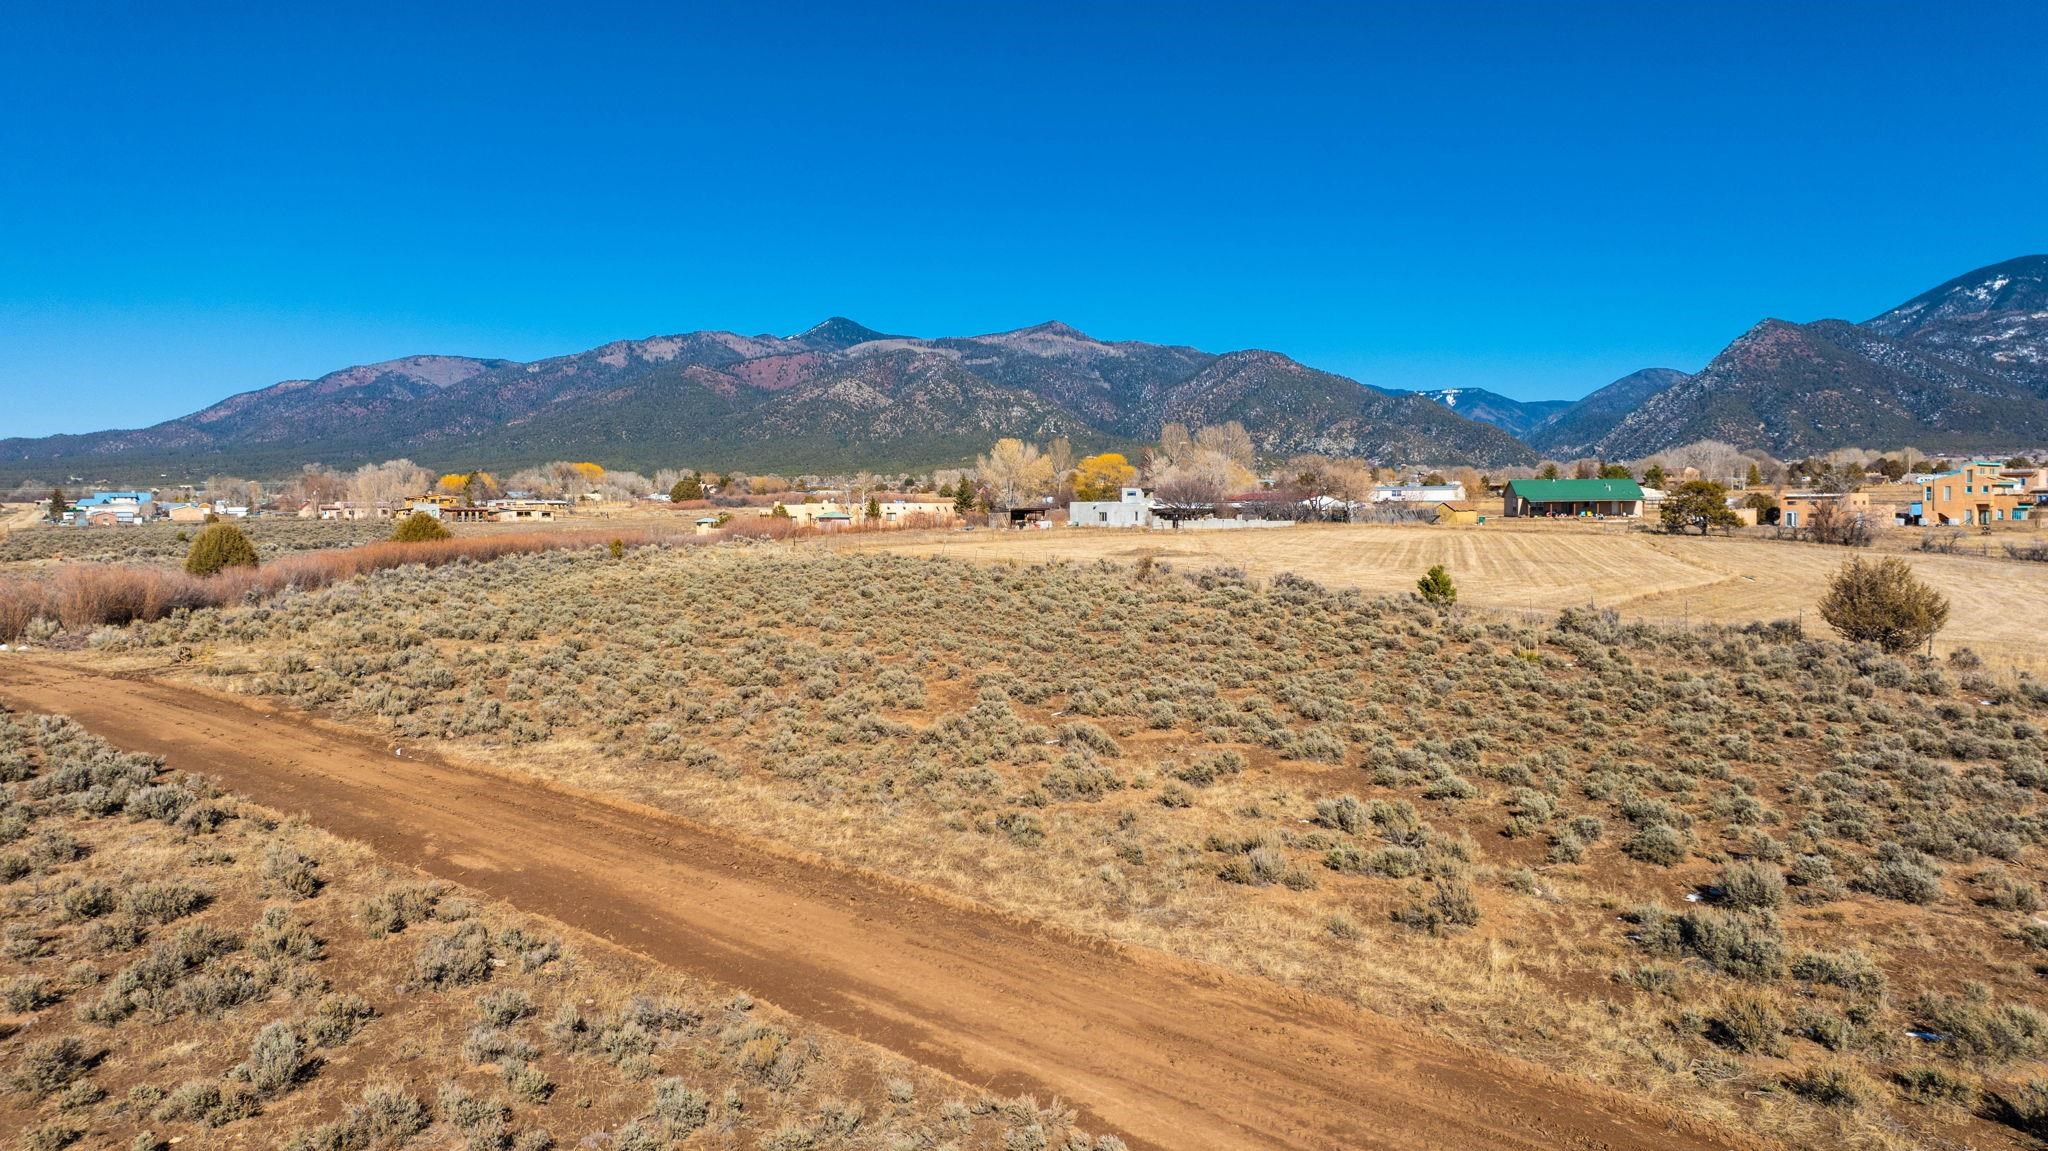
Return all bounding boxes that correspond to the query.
[9,255,2048,484]
[0,320,1534,481]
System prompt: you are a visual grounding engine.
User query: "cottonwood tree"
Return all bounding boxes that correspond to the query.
[1194,422,1256,472]
[975,438,1054,511]
[1283,455,1374,520]
[1147,422,1258,506]
[286,465,347,505]
[1150,469,1224,526]
[348,459,429,504]
[1071,453,1137,500]
[203,475,260,507]
[1660,440,1748,485]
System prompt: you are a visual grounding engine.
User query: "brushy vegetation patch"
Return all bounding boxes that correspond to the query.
[79,545,2048,1149]
[0,706,1124,1150]
[0,519,394,566]
[0,530,688,641]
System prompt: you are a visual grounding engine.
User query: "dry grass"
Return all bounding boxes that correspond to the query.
[82,541,2048,1149]
[0,518,395,565]
[0,530,689,642]
[837,519,2048,673]
[0,705,1114,1150]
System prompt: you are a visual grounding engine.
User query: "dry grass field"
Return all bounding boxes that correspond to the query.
[42,540,2048,1150]
[0,703,1112,1151]
[0,505,45,542]
[837,520,2048,673]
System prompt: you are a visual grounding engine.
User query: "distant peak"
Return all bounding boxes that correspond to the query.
[1868,254,2048,328]
[1008,320,1092,340]
[792,317,902,347]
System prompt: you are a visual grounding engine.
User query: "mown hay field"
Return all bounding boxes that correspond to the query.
[71,541,2048,1150]
[0,704,1116,1151]
[838,521,2048,673]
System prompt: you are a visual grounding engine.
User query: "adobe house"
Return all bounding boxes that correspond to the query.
[875,498,956,526]
[1922,462,2032,526]
[1777,490,1870,530]
[1068,487,1154,527]
[1501,478,1643,518]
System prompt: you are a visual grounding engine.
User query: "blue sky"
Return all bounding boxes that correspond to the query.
[3,1,2045,437]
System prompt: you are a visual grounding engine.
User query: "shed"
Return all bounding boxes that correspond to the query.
[1433,501,1481,525]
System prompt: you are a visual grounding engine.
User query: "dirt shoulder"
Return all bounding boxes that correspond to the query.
[0,656,1760,1151]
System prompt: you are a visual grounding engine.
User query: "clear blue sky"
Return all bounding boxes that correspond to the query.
[4,1,2045,437]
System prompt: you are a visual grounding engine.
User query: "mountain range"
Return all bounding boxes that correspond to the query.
[0,319,1536,480]
[3,255,2044,483]
[1435,255,2048,460]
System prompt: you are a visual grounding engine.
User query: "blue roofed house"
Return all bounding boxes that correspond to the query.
[68,491,154,526]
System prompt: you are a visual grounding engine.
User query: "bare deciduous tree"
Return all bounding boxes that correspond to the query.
[348,459,429,504]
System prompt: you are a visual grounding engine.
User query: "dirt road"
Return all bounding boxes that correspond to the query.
[0,658,1754,1151]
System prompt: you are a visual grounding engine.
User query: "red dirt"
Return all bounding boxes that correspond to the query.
[0,657,1761,1151]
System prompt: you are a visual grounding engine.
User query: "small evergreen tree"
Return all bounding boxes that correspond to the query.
[1659,481,1741,535]
[1539,462,1560,480]
[953,484,978,516]
[1819,557,1950,653]
[865,494,882,522]
[184,522,260,576]
[1746,462,1763,487]
[1598,463,1632,479]
[1416,565,1457,610]
[669,472,704,503]
[1642,464,1667,488]
[770,503,790,519]
[391,511,452,542]
[47,488,67,522]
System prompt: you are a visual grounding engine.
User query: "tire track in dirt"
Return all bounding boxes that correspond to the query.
[0,658,1759,1151]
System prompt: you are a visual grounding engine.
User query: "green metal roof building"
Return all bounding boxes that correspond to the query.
[1502,478,1646,518]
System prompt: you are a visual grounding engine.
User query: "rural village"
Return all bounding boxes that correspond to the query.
[6,8,2048,1151]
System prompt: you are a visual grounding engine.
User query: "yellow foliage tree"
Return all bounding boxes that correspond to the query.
[436,473,468,494]
[570,462,606,483]
[1072,453,1137,500]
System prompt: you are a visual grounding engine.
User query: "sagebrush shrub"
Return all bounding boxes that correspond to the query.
[11,1037,88,1098]
[1709,991,1785,1055]
[237,1021,307,1095]
[1786,1064,1875,1108]
[1719,862,1785,910]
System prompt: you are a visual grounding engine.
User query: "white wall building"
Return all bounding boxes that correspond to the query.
[1069,487,1155,528]
[1371,482,1466,504]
